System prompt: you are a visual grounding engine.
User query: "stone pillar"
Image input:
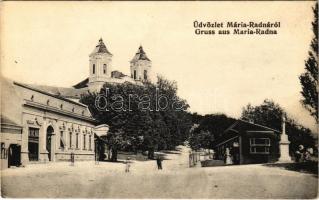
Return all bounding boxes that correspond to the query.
[50,133,56,162]
[39,120,49,162]
[278,115,292,163]
[20,123,29,166]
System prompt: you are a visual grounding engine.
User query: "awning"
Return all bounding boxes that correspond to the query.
[95,134,108,143]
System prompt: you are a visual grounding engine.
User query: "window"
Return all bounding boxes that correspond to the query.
[60,131,65,149]
[134,70,137,80]
[29,128,39,137]
[103,64,107,74]
[83,135,86,150]
[28,128,39,161]
[89,135,92,150]
[249,138,270,154]
[144,70,148,80]
[76,133,79,149]
[93,64,96,74]
[69,132,72,148]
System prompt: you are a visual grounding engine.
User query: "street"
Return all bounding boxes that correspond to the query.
[1,146,318,198]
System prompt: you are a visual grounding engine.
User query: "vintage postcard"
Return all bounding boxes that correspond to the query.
[0,1,318,199]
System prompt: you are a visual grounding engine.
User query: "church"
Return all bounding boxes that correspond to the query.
[73,38,152,94]
[0,38,152,169]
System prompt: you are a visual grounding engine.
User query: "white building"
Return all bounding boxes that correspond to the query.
[1,79,96,169]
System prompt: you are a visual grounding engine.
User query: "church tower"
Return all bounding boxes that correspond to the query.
[88,38,113,91]
[130,46,151,82]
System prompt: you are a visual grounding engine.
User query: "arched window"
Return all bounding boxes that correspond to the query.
[69,132,72,148]
[144,70,148,80]
[93,64,96,74]
[103,64,107,74]
[60,131,65,149]
[83,135,86,150]
[76,133,79,149]
[89,135,92,150]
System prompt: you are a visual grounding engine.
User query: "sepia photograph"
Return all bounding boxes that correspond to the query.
[0,1,318,199]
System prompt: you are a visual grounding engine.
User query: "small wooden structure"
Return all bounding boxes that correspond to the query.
[212,120,281,165]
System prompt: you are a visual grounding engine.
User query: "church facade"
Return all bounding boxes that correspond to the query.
[75,38,152,92]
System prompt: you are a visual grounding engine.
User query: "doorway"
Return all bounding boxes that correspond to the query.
[28,128,39,161]
[8,144,21,168]
[46,126,54,161]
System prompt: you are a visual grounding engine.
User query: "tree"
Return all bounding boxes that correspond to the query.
[299,3,318,122]
[241,99,316,152]
[188,113,235,150]
[80,76,192,161]
[189,129,212,150]
[241,99,284,130]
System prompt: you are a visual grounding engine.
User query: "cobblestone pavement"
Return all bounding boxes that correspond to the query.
[1,146,318,198]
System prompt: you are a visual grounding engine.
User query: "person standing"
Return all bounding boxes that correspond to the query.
[295,145,305,162]
[225,148,233,165]
[125,157,131,173]
[156,155,163,170]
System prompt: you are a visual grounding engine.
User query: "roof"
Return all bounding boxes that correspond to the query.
[90,38,112,56]
[0,115,22,128]
[111,70,126,78]
[72,70,131,89]
[94,124,109,137]
[225,119,281,134]
[13,82,89,107]
[213,119,281,147]
[19,82,90,100]
[131,46,151,62]
[73,78,89,89]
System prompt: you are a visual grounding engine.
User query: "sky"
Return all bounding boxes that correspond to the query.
[1,1,317,132]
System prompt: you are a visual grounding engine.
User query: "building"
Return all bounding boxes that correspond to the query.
[1,79,97,169]
[212,119,281,164]
[130,46,152,82]
[74,38,152,92]
[1,38,154,168]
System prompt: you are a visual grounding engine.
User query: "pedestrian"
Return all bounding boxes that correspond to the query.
[295,145,305,163]
[156,155,163,170]
[70,146,75,166]
[125,157,131,173]
[225,148,233,165]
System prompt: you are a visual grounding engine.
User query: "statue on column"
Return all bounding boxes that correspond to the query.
[278,115,292,163]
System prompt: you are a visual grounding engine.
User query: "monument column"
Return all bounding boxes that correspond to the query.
[277,115,292,163]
